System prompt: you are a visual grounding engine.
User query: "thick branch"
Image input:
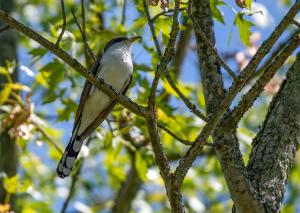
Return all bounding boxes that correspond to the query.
[247,52,300,212]
[0,9,147,116]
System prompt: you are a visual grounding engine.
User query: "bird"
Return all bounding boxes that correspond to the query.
[56,36,141,178]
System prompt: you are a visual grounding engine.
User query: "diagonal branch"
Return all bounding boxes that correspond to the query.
[0,9,147,116]
[71,7,96,61]
[173,0,300,187]
[164,72,207,121]
[143,0,162,57]
[225,34,300,130]
[144,3,207,121]
[147,0,180,107]
[151,7,187,22]
[121,0,127,25]
[56,0,67,46]
[0,25,9,33]
[191,21,238,81]
[251,30,299,80]
[32,120,63,154]
[158,123,194,146]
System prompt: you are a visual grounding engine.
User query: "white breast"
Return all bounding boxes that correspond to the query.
[78,44,133,135]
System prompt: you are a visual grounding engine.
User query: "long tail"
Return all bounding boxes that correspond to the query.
[56,133,84,178]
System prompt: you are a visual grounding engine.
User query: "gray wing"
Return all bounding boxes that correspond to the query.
[73,57,102,133]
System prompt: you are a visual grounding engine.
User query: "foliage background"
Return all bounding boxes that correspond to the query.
[0,0,299,212]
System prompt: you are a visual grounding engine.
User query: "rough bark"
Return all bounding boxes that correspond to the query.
[247,53,300,212]
[0,0,18,205]
[191,0,263,212]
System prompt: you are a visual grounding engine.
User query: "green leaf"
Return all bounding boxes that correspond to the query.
[0,66,12,83]
[245,0,252,9]
[0,85,11,105]
[3,175,19,194]
[7,83,31,92]
[40,59,65,89]
[57,98,77,121]
[29,47,47,57]
[129,17,147,32]
[210,0,226,24]
[155,18,172,37]
[134,63,153,72]
[234,13,253,46]
[135,152,148,181]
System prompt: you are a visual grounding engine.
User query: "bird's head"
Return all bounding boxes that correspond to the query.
[104,36,141,53]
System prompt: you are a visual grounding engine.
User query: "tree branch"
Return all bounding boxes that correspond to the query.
[151,7,187,22]
[0,25,9,33]
[0,9,147,116]
[71,6,96,61]
[158,123,194,146]
[191,21,238,81]
[251,30,299,80]
[143,0,162,57]
[56,0,67,46]
[174,0,300,190]
[32,120,63,155]
[121,0,126,25]
[164,72,207,121]
[247,52,300,212]
[226,34,300,129]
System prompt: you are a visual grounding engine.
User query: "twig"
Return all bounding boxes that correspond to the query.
[121,0,126,25]
[0,25,9,33]
[81,0,96,61]
[164,72,207,121]
[106,118,115,136]
[143,2,207,122]
[148,0,180,107]
[151,8,187,22]
[226,34,300,129]
[143,0,162,57]
[173,0,300,187]
[145,0,186,212]
[158,123,193,145]
[71,8,96,61]
[32,120,63,154]
[56,0,67,46]
[191,24,238,80]
[0,9,147,116]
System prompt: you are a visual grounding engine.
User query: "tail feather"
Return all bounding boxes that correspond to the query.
[56,136,83,179]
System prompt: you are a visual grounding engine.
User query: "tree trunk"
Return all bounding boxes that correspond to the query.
[0,0,18,205]
[247,53,300,212]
